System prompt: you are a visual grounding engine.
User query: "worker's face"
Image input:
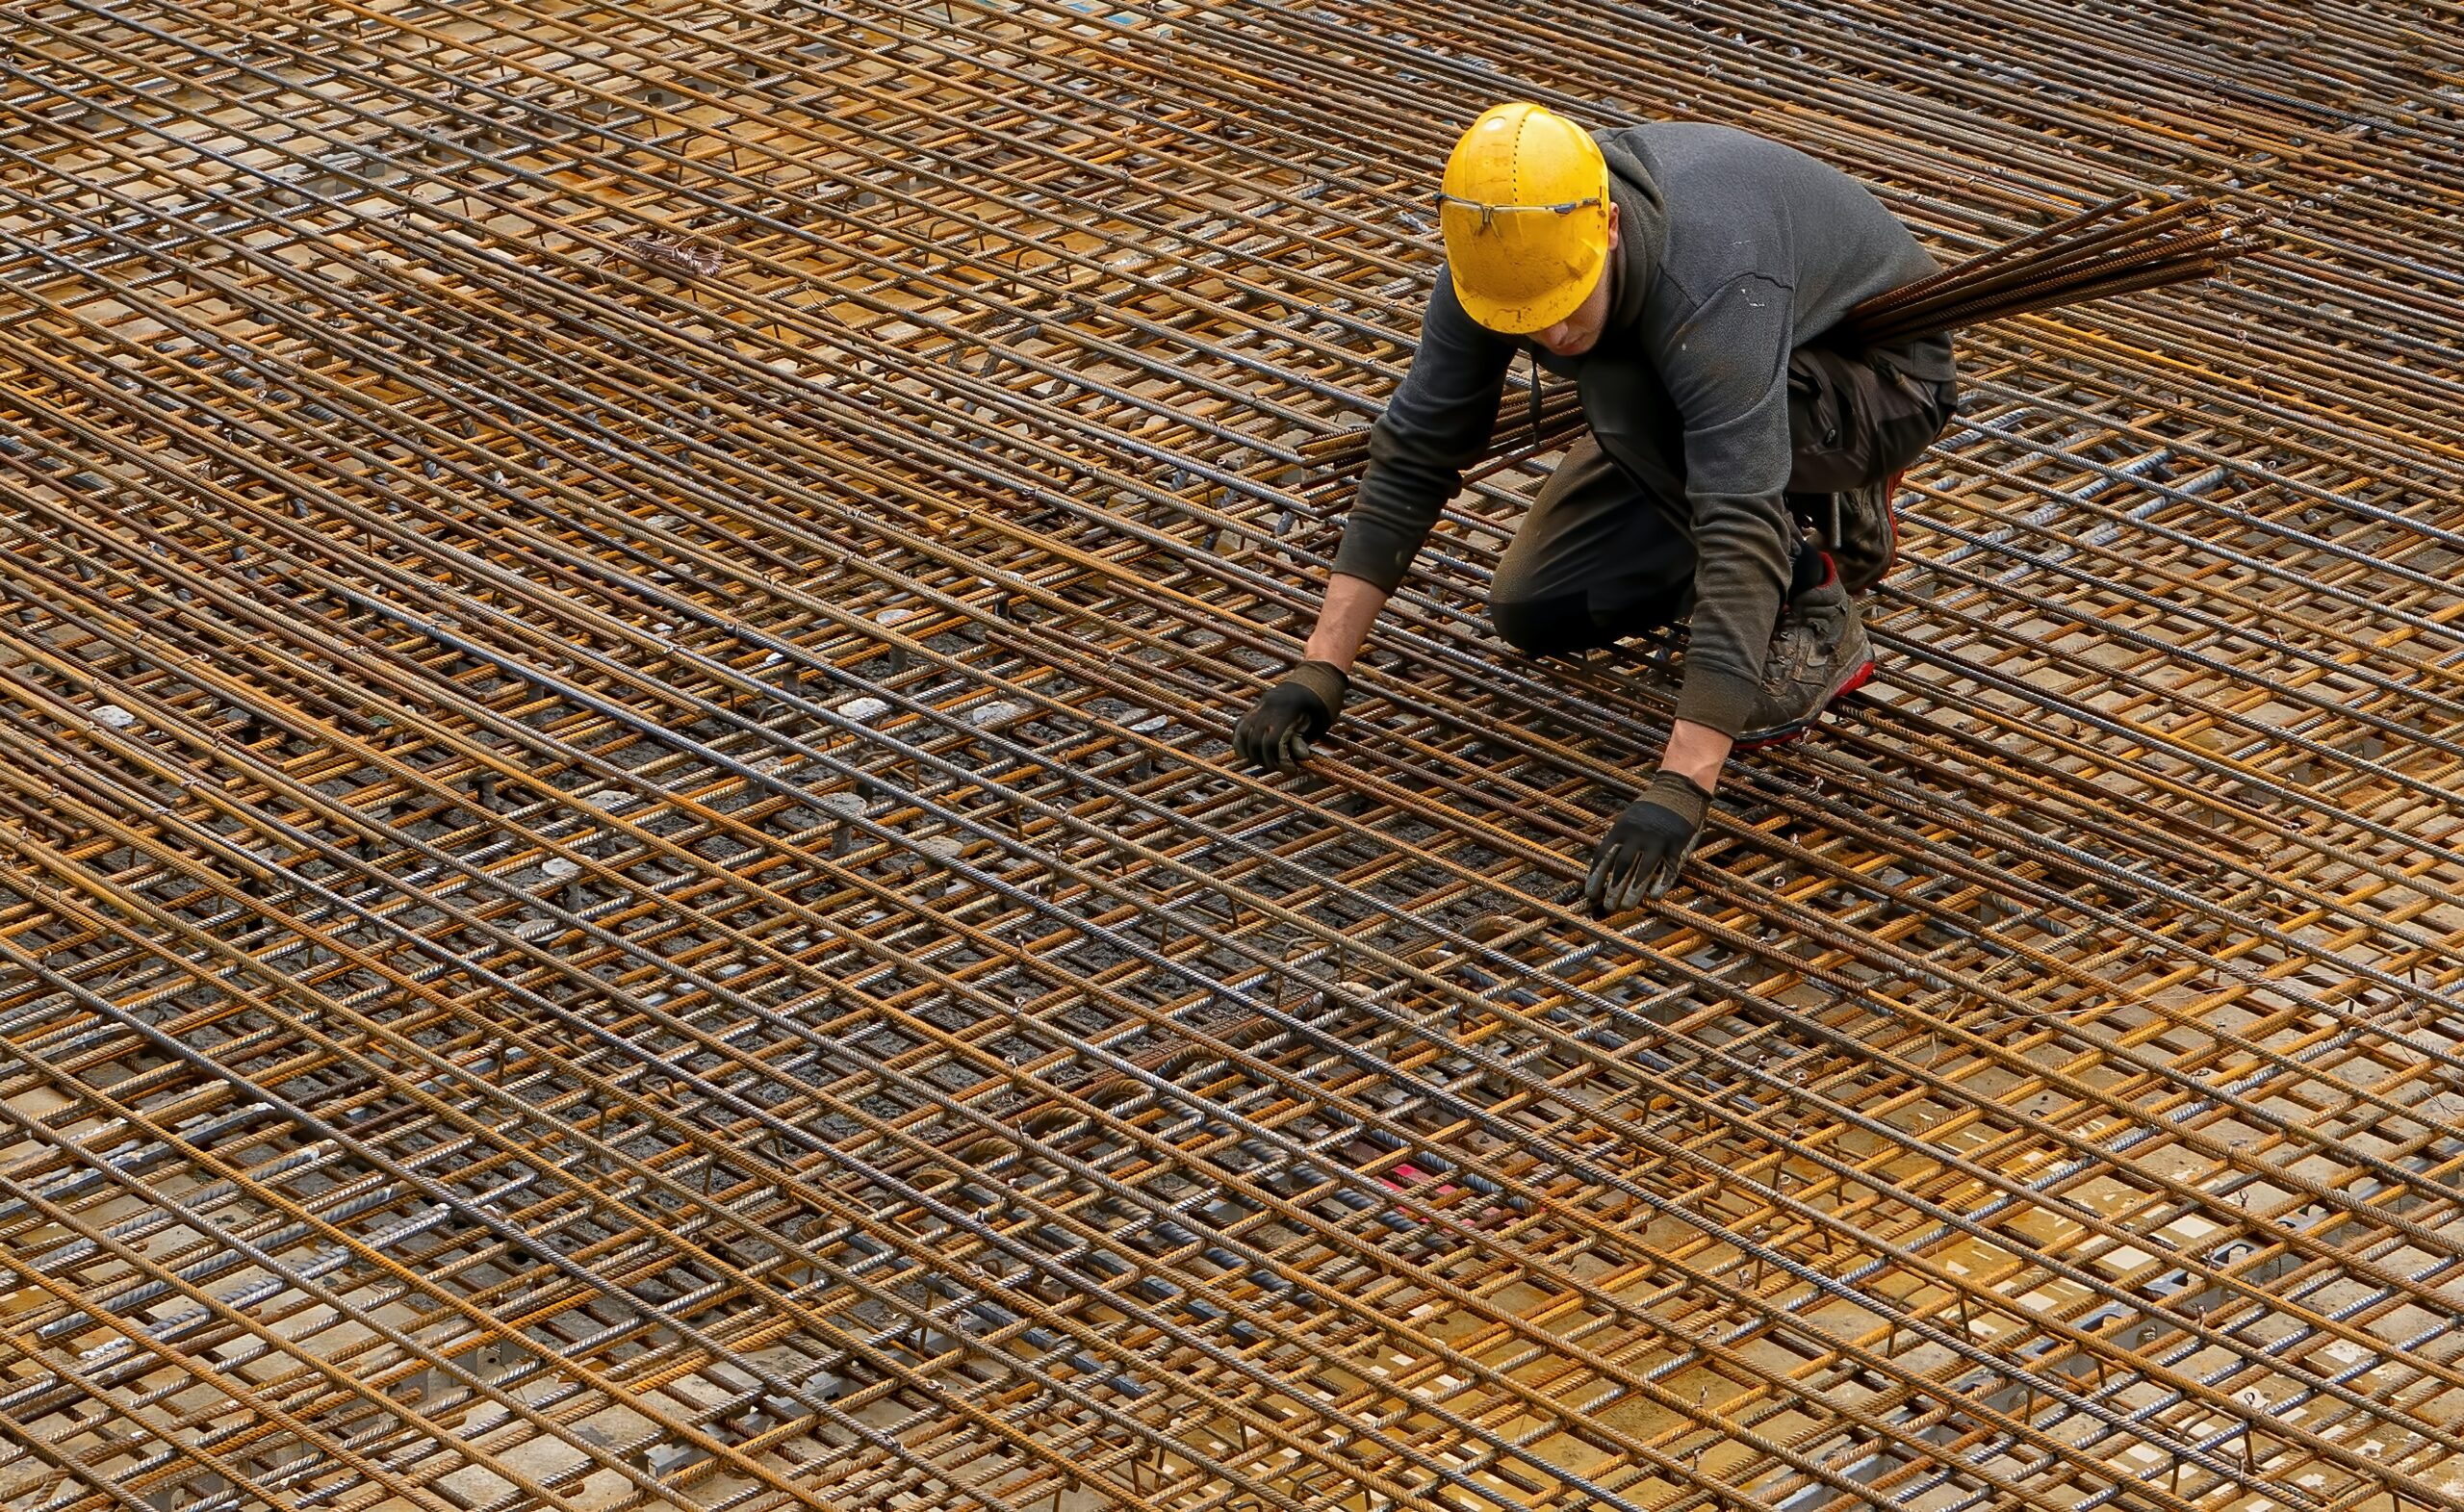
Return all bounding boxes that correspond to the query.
[1531,204,1622,358]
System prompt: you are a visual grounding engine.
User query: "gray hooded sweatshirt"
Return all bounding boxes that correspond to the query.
[1333,121,1956,736]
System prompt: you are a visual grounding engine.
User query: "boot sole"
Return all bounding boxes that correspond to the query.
[1733,656,1877,750]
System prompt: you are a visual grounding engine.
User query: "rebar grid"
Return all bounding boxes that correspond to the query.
[0,4,2457,1512]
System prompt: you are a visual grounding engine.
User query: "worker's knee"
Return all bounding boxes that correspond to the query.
[1493,581,1693,657]
[1489,594,1606,657]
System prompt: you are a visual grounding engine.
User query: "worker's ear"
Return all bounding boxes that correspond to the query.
[1605,200,1621,250]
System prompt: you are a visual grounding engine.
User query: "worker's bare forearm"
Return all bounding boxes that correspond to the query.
[1301,573,1390,671]
[1661,720,1732,792]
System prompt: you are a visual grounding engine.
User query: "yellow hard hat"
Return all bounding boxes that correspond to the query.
[1438,103,1612,335]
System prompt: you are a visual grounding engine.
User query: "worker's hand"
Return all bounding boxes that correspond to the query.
[1582,770,1712,915]
[1233,661,1348,772]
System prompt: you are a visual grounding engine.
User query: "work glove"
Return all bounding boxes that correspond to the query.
[1233,660,1348,772]
[1582,770,1712,915]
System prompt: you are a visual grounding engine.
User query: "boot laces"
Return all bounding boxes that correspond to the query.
[1765,597,1842,690]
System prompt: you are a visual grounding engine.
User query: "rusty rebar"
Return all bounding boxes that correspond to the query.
[0,5,2457,1512]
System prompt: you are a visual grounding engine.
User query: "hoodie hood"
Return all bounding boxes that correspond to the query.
[1594,127,1670,333]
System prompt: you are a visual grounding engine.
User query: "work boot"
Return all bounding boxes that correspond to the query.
[1733,558,1875,748]
[1822,468,1905,595]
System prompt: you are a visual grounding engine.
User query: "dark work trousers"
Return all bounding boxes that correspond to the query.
[1487,345,1957,657]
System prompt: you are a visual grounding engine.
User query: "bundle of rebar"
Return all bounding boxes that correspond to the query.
[0,5,2459,1512]
[1843,191,2264,346]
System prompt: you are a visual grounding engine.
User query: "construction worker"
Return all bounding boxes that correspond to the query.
[1234,104,1957,913]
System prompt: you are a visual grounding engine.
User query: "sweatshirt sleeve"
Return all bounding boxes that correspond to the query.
[1662,274,1800,737]
[1330,273,1516,593]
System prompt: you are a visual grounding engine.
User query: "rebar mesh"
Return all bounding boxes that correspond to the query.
[0,4,2459,1512]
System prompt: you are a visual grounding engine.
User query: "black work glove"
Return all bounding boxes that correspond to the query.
[1233,661,1348,772]
[1582,770,1712,915]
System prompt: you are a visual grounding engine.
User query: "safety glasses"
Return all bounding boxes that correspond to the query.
[1433,191,1604,229]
